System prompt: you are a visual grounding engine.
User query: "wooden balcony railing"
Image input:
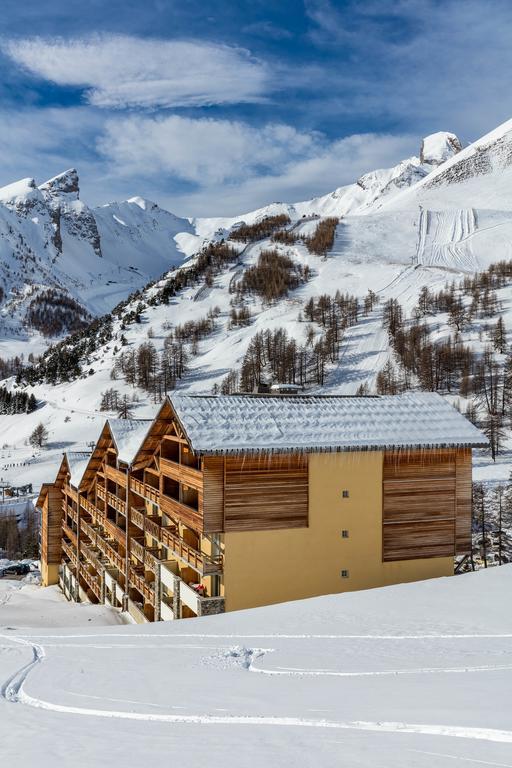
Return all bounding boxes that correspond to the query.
[130,537,145,562]
[160,457,203,490]
[81,541,104,575]
[106,491,125,514]
[80,518,98,546]
[131,478,159,504]
[105,464,128,486]
[103,517,126,546]
[62,522,77,547]
[145,516,162,539]
[159,493,202,531]
[81,567,101,599]
[144,548,161,573]
[96,535,124,572]
[160,527,222,575]
[80,497,96,516]
[96,485,106,501]
[131,507,145,530]
[129,567,156,606]
[66,485,78,502]
[62,539,78,567]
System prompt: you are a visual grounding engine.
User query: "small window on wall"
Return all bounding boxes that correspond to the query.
[342,490,349,498]
[341,530,349,538]
[341,570,349,578]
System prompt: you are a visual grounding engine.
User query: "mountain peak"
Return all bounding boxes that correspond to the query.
[420,132,462,166]
[39,168,80,199]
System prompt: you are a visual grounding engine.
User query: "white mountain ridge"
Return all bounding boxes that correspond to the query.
[5,119,512,490]
[0,131,460,360]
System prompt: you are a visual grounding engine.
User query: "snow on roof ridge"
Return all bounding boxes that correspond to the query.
[168,391,488,454]
[61,392,488,490]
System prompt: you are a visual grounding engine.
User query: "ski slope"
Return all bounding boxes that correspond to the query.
[1,567,512,767]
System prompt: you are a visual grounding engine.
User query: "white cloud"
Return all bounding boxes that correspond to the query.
[98,114,319,184]
[97,113,418,215]
[4,35,270,108]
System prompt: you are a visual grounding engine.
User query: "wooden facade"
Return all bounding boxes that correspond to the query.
[382,448,472,561]
[38,396,480,623]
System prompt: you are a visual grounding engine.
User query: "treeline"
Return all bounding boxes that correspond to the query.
[234,250,309,303]
[26,289,91,337]
[112,311,218,398]
[17,240,239,386]
[0,510,39,560]
[220,290,362,393]
[0,386,37,414]
[377,286,512,459]
[230,214,291,243]
[303,217,339,256]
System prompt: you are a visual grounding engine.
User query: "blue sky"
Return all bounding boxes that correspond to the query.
[0,0,511,216]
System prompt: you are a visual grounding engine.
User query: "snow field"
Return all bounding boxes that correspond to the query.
[1,567,512,766]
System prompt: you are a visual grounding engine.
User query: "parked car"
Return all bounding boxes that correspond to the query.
[0,562,31,577]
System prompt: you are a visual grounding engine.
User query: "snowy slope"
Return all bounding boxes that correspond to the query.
[192,131,462,240]
[0,169,193,354]
[1,567,512,767]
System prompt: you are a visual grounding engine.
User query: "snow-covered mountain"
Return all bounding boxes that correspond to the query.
[8,119,512,489]
[0,169,193,356]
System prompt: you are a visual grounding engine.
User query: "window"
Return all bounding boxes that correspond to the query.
[342,490,349,498]
[341,569,349,578]
[341,530,349,538]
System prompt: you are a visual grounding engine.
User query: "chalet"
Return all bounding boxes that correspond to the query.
[37,393,487,623]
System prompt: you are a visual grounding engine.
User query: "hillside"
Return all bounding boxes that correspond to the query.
[4,122,512,490]
[1,566,512,767]
[0,169,193,358]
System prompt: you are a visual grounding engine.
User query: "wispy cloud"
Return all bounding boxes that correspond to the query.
[98,112,417,215]
[4,34,271,108]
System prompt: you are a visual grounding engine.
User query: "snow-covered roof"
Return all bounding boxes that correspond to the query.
[168,392,488,455]
[107,419,152,464]
[66,451,93,489]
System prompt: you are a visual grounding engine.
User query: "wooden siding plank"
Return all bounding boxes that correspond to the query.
[202,456,224,532]
[224,454,308,532]
[383,449,457,562]
[455,448,472,554]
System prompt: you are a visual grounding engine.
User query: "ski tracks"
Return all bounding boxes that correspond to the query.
[1,630,512,745]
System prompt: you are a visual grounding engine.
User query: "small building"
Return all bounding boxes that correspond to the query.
[37,393,487,623]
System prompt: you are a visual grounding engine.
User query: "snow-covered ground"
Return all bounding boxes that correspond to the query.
[0,567,511,766]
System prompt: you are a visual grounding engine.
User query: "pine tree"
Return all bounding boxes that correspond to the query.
[29,422,49,448]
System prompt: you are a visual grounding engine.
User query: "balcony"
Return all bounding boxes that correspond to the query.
[160,562,224,618]
[80,518,99,546]
[107,490,125,514]
[131,478,159,504]
[96,535,125,572]
[144,547,161,573]
[65,503,78,524]
[129,567,156,606]
[96,485,106,502]
[62,521,77,547]
[160,527,222,576]
[81,566,101,600]
[159,493,202,531]
[62,539,78,567]
[81,541,105,575]
[103,517,126,546]
[80,497,96,516]
[131,507,145,530]
[160,457,203,491]
[130,537,145,562]
[105,464,128,486]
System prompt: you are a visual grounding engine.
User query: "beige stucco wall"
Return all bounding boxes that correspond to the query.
[41,561,60,587]
[223,451,453,612]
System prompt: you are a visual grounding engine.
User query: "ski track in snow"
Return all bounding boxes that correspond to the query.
[1,630,512,744]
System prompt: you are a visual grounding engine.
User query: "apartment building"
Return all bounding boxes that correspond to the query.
[37,392,487,623]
